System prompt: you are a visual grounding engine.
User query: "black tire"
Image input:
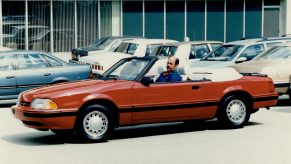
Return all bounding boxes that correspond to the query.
[217,95,250,128]
[76,104,113,142]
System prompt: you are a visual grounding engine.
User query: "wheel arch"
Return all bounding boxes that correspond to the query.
[76,99,120,127]
[217,90,253,116]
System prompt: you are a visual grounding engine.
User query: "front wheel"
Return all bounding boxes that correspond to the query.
[76,105,113,142]
[217,95,250,128]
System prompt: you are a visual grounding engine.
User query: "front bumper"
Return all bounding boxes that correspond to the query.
[11,105,78,130]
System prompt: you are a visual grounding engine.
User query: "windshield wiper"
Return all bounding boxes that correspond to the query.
[104,74,119,80]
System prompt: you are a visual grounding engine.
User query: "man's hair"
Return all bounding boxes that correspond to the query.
[174,57,179,66]
[168,56,179,66]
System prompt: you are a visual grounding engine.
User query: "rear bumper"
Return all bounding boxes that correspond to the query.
[253,94,278,109]
[274,82,290,94]
[11,105,78,130]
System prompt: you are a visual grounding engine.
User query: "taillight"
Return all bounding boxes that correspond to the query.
[269,81,275,92]
[91,64,103,71]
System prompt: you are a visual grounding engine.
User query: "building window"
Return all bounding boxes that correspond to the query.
[123,1,142,37]
[53,1,75,52]
[28,1,50,51]
[144,1,164,39]
[77,1,98,48]
[264,0,280,6]
[226,0,244,42]
[2,1,25,49]
[166,1,184,41]
[100,1,112,38]
[207,0,224,42]
[264,8,279,37]
[187,0,205,41]
[245,0,262,38]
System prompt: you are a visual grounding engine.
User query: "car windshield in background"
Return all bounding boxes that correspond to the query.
[202,45,243,61]
[103,58,151,81]
[114,42,138,55]
[150,46,177,57]
[91,37,115,50]
[255,46,291,60]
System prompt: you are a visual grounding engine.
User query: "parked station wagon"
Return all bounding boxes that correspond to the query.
[12,56,278,142]
[0,50,92,104]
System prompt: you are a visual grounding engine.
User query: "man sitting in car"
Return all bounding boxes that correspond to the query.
[155,56,182,82]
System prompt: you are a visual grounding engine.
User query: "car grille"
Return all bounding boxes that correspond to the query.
[20,101,31,106]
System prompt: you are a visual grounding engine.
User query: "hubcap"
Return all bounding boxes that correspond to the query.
[226,99,246,125]
[83,111,108,138]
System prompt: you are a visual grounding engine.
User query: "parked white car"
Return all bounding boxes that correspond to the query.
[185,37,291,79]
[148,41,222,75]
[79,39,177,75]
[70,36,142,63]
[231,42,291,100]
[0,46,13,51]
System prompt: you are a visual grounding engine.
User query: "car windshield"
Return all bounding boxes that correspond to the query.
[254,46,291,60]
[150,46,177,58]
[102,58,151,81]
[92,38,115,50]
[202,45,243,61]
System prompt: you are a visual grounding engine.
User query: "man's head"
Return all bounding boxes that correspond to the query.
[166,56,179,72]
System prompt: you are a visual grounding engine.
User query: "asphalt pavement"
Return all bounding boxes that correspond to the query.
[1,98,291,164]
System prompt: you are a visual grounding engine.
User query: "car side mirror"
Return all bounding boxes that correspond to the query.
[140,76,154,86]
[235,57,247,63]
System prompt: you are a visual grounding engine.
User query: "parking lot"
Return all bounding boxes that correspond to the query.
[1,97,291,164]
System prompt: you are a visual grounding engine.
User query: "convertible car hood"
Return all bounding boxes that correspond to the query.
[231,60,281,73]
[21,79,133,102]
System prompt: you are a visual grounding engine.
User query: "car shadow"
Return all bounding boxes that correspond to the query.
[111,120,260,140]
[1,120,261,146]
[276,98,290,107]
[0,104,14,108]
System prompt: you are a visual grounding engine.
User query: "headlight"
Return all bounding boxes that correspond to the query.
[31,99,58,110]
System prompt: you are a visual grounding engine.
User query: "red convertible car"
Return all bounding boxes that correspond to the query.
[12,56,278,142]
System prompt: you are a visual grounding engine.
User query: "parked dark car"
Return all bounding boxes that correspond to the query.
[0,50,92,104]
[70,36,142,63]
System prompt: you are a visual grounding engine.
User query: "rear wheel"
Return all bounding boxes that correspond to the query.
[76,105,113,142]
[218,95,250,128]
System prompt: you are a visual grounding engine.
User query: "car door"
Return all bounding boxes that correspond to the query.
[0,54,17,100]
[131,81,208,123]
[15,53,54,94]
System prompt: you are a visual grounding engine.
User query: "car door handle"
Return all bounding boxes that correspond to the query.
[44,73,52,76]
[6,76,15,79]
[192,86,201,90]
